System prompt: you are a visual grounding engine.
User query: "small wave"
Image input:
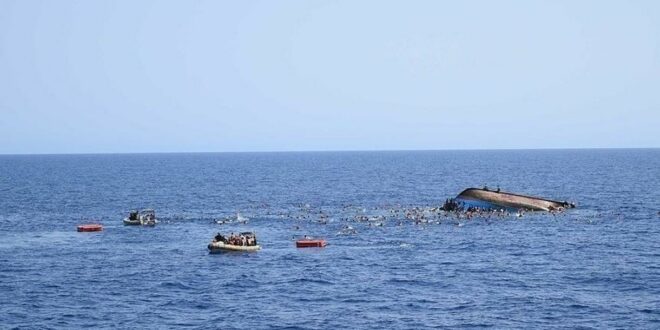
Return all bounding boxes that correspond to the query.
[447,303,475,311]
[158,281,195,291]
[387,278,418,284]
[340,298,373,303]
[568,303,590,309]
[289,277,334,286]
[638,308,656,314]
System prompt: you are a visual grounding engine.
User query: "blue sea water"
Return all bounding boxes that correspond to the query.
[0,149,659,329]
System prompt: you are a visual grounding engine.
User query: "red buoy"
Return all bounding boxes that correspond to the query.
[296,239,327,248]
[77,224,103,232]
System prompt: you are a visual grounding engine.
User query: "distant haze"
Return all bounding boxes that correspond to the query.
[1,0,659,154]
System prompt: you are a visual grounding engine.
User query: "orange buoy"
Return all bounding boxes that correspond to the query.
[77,224,103,232]
[296,239,327,248]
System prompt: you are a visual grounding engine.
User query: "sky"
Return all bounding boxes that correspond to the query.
[0,0,659,154]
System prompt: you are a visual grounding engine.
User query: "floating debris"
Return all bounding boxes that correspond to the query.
[338,225,357,235]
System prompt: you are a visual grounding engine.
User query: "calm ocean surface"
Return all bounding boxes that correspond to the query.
[0,150,659,329]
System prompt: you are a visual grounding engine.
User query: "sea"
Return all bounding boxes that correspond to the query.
[0,149,658,329]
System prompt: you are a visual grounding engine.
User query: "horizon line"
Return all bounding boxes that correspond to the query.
[0,146,658,156]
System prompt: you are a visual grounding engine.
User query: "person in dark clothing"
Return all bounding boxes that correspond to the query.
[214,233,225,243]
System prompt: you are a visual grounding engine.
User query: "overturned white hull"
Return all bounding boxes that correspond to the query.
[455,188,574,211]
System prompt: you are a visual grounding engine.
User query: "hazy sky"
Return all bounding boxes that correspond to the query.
[1,0,659,154]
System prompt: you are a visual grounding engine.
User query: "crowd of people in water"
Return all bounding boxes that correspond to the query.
[213,232,258,246]
[255,201,570,228]
[195,203,568,229]
[198,197,588,249]
[202,194,578,234]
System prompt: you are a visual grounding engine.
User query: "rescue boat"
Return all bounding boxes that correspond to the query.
[207,231,260,253]
[207,241,261,253]
[123,209,158,226]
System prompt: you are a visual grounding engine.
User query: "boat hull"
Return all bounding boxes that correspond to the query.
[455,188,574,211]
[123,218,158,226]
[208,241,261,253]
[123,218,141,225]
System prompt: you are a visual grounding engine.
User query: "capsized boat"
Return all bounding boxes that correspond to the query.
[123,209,158,226]
[445,188,575,212]
[208,231,260,253]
